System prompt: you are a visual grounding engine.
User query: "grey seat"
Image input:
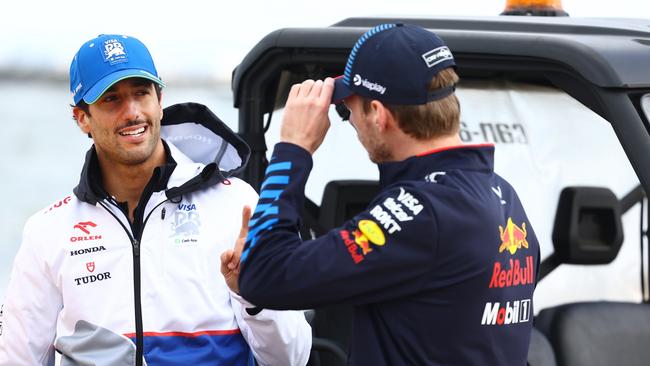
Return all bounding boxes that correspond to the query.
[536,301,650,366]
[528,327,557,366]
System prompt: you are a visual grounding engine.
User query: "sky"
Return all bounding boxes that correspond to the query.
[1,0,649,83]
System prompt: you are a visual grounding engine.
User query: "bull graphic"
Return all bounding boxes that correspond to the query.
[172,221,200,237]
[353,229,372,255]
[104,42,126,59]
[171,211,201,237]
[498,217,528,255]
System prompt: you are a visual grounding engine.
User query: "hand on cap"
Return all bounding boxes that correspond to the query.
[280,78,334,154]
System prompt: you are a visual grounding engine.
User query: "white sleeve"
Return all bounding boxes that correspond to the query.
[229,291,311,366]
[0,218,61,366]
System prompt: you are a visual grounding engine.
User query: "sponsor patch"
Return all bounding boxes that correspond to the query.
[369,205,402,234]
[498,218,528,255]
[339,224,388,264]
[70,221,102,243]
[44,196,72,214]
[74,261,111,286]
[74,272,112,286]
[340,230,365,264]
[70,245,107,257]
[481,299,531,326]
[358,220,385,245]
[102,38,128,65]
[353,74,387,95]
[396,188,423,215]
[425,171,446,183]
[421,46,453,68]
[170,202,201,244]
[489,256,535,288]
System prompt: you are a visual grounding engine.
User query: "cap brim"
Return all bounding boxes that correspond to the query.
[83,69,165,104]
[331,76,354,104]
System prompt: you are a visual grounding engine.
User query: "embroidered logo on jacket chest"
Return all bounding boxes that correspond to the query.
[170,203,201,244]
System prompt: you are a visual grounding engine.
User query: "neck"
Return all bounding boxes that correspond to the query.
[97,141,166,221]
[388,133,463,162]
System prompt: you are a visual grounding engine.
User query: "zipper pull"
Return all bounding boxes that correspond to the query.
[133,239,140,257]
[161,207,166,220]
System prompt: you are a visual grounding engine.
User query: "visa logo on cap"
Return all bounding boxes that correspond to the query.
[422,46,454,68]
[102,38,128,65]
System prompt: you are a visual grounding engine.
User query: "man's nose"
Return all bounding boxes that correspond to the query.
[121,97,140,122]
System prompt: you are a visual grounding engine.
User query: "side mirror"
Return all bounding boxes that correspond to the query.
[551,186,623,264]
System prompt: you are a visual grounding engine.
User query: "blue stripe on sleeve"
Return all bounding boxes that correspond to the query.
[261,175,290,189]
[265,161,292,175]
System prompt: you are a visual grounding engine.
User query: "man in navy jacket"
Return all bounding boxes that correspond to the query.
[236,23,540,365]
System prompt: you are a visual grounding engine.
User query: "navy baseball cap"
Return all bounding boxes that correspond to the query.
[70,34,164,105]
[331,23,456,105]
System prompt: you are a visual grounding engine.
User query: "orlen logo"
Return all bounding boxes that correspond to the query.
[70,221,102,243]
[481,299,531,326]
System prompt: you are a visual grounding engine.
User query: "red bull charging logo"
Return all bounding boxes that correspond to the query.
[498,217,528,255]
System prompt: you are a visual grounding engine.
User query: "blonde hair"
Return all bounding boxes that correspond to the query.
[363,68,460,139]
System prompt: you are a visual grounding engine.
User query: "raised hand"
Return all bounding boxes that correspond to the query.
[220,205,252,294]
[280,77,335,154]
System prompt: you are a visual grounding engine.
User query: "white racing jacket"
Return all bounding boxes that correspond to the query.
[0,103,311,366]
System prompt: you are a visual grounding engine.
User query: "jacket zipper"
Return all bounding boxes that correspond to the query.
[132,238,143,366]
[99,199,168,366]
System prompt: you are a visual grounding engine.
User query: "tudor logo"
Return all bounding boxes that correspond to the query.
[74,221,97,235]
[353,74,362,86]
[86,262,95,273]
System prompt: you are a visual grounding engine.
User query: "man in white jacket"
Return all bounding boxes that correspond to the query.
[0,34,311,366]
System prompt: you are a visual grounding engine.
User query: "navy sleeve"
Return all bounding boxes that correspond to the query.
[239,142,438,309]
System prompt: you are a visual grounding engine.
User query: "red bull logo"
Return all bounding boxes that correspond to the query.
[340,230,364,263]
[498,218,528,255]
[353,230,373,255]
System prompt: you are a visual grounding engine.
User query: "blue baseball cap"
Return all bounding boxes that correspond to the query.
[331,23,456,105]
[70,34,164,105]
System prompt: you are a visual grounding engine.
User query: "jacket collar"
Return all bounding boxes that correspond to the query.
[377,144,495,188]
[73,102,251,204]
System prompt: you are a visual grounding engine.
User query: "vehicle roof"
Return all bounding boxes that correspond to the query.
[232,15,650,106]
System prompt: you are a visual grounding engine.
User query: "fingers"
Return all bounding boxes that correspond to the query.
[321,77,335,102]
[220,249,234,275]
[289,78,333,103]
[297,79,316,98]
[232,206,252,262]
[237,206,252,243]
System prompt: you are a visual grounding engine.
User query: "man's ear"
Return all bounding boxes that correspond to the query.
[370,100,394,133]
[73,106,91,135]
[158,91,164,121]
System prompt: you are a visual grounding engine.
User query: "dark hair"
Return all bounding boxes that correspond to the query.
[71,80,163,120]
[362,68,460,139]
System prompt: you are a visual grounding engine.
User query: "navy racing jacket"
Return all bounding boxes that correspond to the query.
[239,142,540,365]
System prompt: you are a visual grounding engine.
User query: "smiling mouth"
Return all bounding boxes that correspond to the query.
[119,126,147,137]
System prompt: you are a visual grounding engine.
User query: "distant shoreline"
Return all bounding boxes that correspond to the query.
[0,69,230,87]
